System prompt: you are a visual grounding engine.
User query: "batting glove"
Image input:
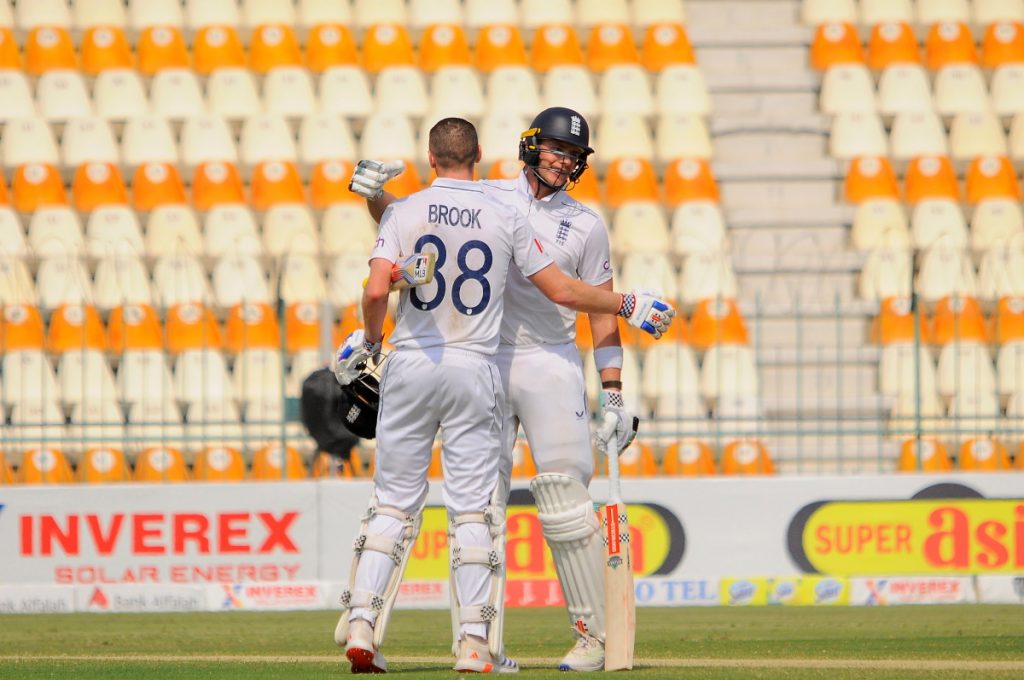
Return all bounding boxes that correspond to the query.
[596,389,638,453]
[349,160,405,201]
[617,290,676,339]
[332,329,382,386]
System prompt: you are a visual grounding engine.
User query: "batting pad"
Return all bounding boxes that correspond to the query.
[530,473,606,642]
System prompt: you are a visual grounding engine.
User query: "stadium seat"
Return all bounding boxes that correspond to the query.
[997,340,1024,395]
[193,445,247,482]
[958,436,1012,470]
[475,25,528,72]
[362,23,416,74]
[982,21,1024,69]
[19,447,73,485]
[541,65,598,118]
[820,64,877,115]
[938,341,998,398]
[879,341,939,401]
[0,304,45,352]
[251,444,308,480]
[174,348,235,408]
[0,210,28,259]
[996,295,1024,344]
[243,0,296,28]
[125,398,186,451]
[145,205,202,257]
[66,397,126,450]
[374,66,429,118]
[47,304,107,356]
[192,161,246,210]
[36,254,94,309]
[118,349,175,405]
[851,199,910,250]
[1012,113,1024,160]
[25,27,77,76]
[280,249,326,303]
[430,66,486,118]
[931,294,990,345]
[641,23,695,71]
[904,155,959,204]
[950,112,1008,160]
[935,64,991,116]
[213,255,271,310]
[531,23,584,72]
[976,0,1024,24]
[877,64,933,119]
[128,0,183,29]
[282,302,321,355]
[298,115,356,171]
[17,0,71,30]
[700,344,760,401]
[181,116,238,170]
[804,0,858,24]
[164,301,222,354]
[185,0,239,28]
[661,439,716,476]
[86,256,150,312]
[80,26,132,76]
[720,439,775,475]
[689,297,749,350]
[75,446,129,483]
[911,198,968,250]
[264,204,318,257]
[3,119,59,170]
[108,304,163,354]
[845,156,900,203]
[224,302,280,353]
[318,66,374,118]
[2,346,57,403]
[263,67,317,119]
[671,201,726,255]
[640,341,701,407]
[250,23,302,73]
[132,162,187,212]
[464,0,517,29]
[830,112,888,160]
[329,260,366,309]
[135,446,189,482]
[250,161,305,210]
[611,202,671,256]
[28,207,84,259]
[353,0,407,27]
[0,71,35,122]
[897,436,953,472]
[86,205,145,259]
[978,238,1024,300]
[305,22,358,72]
[890,113,948,161]
[619,252,678,305]
[991,64,1024,117]
[871,296,929,345]
[206,68,262,121]
[599,65,654,118]
[239,114,297,167]
[917,241,979,302]
[419,23,471,72]
[811,22,863,71]
[950,389,1002,435]
[603,158,659,208]
[680,251,739,306]
[919,0,972,25]
[972,199,1024,253]
[966,156,1020,205]
[136,26,189,75]
[359,113,417,166]
[655,65,711,118]
[203,204,259,258]
[121,117,178,170]
[478,112,528,165]
[310,160,358,209]
[234,347,284,406]
[193,25,247,75]
[664,158,719,208]
[322,204,377,256]
[36,71,93,122]
[927,23,979,70]
[655,113,712,163]
[587,23,639,72]
[859,243,914,302]
[72,163,129,213]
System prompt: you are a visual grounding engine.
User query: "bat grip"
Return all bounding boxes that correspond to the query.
[602,411,622,505]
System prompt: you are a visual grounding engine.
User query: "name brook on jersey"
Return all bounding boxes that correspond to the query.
[428,204,482,229]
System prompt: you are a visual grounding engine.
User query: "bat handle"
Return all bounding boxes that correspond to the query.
[602,411,622,505]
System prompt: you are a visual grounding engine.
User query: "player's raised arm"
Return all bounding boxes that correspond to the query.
[349,160,404,222]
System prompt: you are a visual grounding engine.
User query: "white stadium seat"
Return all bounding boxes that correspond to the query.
[121,116,179,169]
[212,253,271,309]
[820,64,877,115]
[94,254,153,310]
[486,68,542,119]
[150,69,206,120]
[207,68,263,121]
[877,65,933,118]
[319,67,374,119]
[2,118,59,169]
[264,66,318,119]
[298,113,357,168]
[94,70,150,122]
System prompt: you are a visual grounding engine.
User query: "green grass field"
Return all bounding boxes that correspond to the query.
[1,606,1023,679]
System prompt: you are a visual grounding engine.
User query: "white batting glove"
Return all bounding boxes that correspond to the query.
[331,329,382,386]
[596,389,638,453]
[617,290,675,339]
[349,160,405,201]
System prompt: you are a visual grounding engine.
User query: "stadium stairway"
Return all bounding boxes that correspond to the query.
[688,0,894,472]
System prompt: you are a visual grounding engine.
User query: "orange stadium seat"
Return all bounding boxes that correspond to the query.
[567,165,600,203]
[251,444,308,480]
[310,159,359,208]
[225,302,281,353]
[641,22,695,71]
[0,178,8,205]
[867,22,920,70]
[871,296,931,344]
[193,445,247,481]
[995,296,1024,345]
[531,24,584,72]
[362,23,415,74]
[0,27,22,69]
[1,304,45,351]
[617,441,658,477]
[132,162,187,211]
[46,304,108,354]
[192,161,246,210]
[19,447,73,484]
[13,163,68,213]
[603,158,659,208]
[688,297,749,350]
[428,444,444,480]
[108,303,164,353]
[193,25,246,75]
[664,158,719,206]
[510,439,537,479]
[73,163,129,213]
[348,446,374,478]
[311,451,359,479]
[475,24,528,72]
[662,440,717,476]
[335,303,362,345]
[250,161,304,210]
[720,439,776,475]
[810,22,863,70]
[965,155,1021,204]
[982,22,1024,68]
[25,26,77,75]
[78,447,132,483]
[931,294,990,345]
[904,155,960,204]
[925,22,979,70]
[81,26,133,75]
[382,161,422,199]
[285,302,321,354]
[845,156,900,203]
[575,314,593,350]
[305,23,358,72]
[137,26,189,75]
[586,23,639,72]
[135,446,190,482]
[250,23,302,74]
[419,23,471,72]
[0,452,13,484]
[486,159,525,181]
[897,437,953,472]
[166,303,223,354]
[959,437,1012,471]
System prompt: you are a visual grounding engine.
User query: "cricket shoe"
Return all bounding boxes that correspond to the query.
[345,619,388,674]
[557,635,604,672]
[453,635,520,674]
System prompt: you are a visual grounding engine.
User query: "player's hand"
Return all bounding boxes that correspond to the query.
[596,390,638,453]
[618,290,675,339]
[332,330,382,386]
[349,160,405,201]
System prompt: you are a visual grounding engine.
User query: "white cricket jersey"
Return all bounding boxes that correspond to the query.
[481,172,613,346]
[371,177,552,355]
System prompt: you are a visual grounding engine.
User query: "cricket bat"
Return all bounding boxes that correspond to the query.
[601,412,635,671]
[363,252,436,290]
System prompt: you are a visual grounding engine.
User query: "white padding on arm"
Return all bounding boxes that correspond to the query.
[594,346,624,371]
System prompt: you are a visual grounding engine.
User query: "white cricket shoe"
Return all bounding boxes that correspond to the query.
[454,635,520,674]
[557,635,604,672]
[345,618,388,674]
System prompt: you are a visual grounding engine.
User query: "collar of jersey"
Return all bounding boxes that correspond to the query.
[431,177,482,192]
[517,170,559,204]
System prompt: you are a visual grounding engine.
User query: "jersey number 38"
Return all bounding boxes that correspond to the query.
[410,234,493,316]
